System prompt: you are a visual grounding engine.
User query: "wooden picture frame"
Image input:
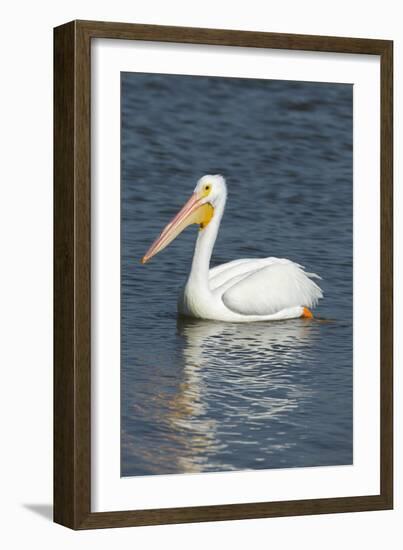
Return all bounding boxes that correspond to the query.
[54,19,393,529]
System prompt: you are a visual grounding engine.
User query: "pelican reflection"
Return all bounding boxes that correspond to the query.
[161,317,318,473]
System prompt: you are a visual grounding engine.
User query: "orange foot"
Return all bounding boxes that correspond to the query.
[301,306,313,319]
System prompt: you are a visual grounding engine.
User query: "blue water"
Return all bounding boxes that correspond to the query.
[121,73,353,476]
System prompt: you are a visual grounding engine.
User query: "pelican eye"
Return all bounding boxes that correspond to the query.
[203,184,211,195]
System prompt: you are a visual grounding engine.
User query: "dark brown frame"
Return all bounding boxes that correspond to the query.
[54,19,393,530]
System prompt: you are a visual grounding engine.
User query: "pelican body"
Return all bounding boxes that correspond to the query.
[142,175,323,322]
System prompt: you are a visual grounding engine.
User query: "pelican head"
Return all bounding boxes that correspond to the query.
[141,175,226,264]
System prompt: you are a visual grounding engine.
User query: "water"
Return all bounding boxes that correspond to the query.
[121,73,353,476]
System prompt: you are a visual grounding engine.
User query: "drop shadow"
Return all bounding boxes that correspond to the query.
[23,503,53,522]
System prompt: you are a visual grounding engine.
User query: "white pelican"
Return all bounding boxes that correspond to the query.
[141,175,323,322]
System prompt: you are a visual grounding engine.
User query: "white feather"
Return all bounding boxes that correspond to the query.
[219,259,323,316]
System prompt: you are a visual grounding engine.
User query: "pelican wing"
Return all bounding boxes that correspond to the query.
[220,260,323,316]
[209,257,287,290]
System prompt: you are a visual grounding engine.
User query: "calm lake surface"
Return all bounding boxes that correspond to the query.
[121,73,353,476]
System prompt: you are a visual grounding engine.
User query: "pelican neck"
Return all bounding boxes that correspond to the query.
[188,201,225,290]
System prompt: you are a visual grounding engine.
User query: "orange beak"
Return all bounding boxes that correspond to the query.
[141,193,214,264]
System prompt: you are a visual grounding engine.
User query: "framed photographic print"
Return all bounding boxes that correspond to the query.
[54,20,393,529]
